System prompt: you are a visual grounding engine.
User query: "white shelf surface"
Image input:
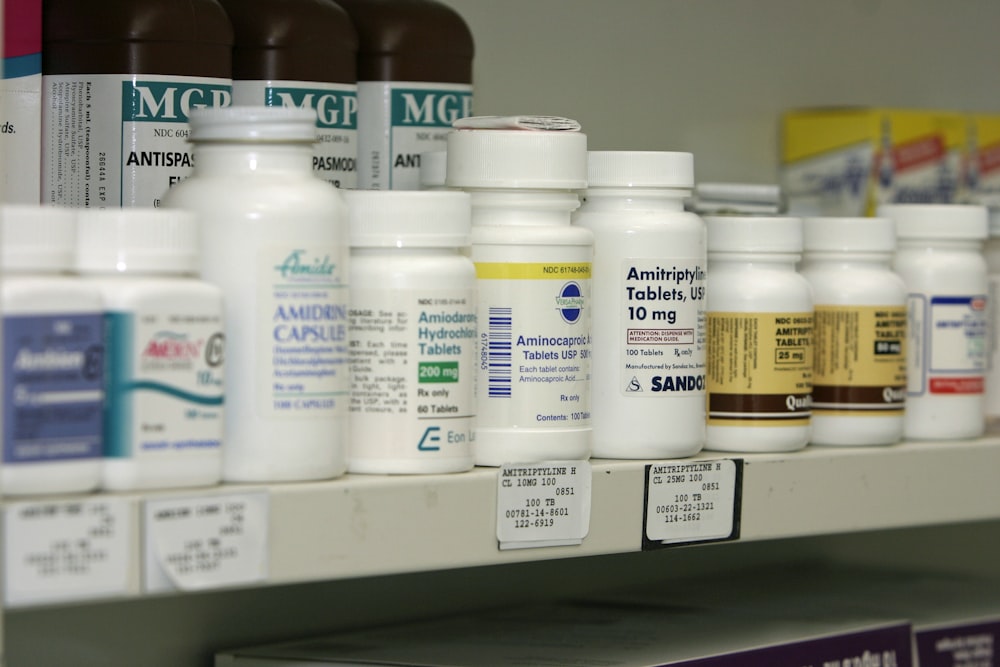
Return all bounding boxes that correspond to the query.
[5,435,1000,608]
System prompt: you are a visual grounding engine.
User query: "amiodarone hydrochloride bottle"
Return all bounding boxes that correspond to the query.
[345,190,475,474]
[447,118,592,466]
[880,203,989,440]
[1,205,103,495]
[163,106,350,482]
[222,0,360,188]
[76,208,224,491]
[571,151,706,459]
[799,217,907,446]
[704,215,813,453]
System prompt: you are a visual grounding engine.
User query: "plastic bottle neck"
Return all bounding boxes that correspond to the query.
[466,190,581,226]
[191,141,317,175]
[896,238,984,252]
[801,251,893,267]
[708,251,801,268]
[581,187,689,212]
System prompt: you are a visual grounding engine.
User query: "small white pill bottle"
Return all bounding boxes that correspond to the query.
[162,106,350,482]
[799,217,908,446]
[447,119,593,466]
[77,208,225,491]
[881,204,989,440]
[345,190,476,474]
[984,207,1000,423]
[704,216,813,453]
[571,151,706,459]
[1,205,104,495]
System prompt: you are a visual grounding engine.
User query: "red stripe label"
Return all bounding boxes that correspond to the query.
[892,134,945,172]
[929,377,984,394]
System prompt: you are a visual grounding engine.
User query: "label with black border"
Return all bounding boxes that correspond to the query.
[642,459,742,549]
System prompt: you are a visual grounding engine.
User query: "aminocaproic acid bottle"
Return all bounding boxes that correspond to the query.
[345,190,475,474]
[222,0,360,188]
[447,116,592,466]
[572,151,706,459]
[704,215,813,453]
[42,0,233,207]
[337,0,473,190]
[2,205,103,495]
[163,106,350,482]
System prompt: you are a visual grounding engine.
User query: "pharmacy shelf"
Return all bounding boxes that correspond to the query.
[4,435,1000,609]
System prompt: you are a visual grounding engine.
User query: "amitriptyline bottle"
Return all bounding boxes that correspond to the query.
[704,215,813,453]
[42,0,234,207]
[572,151,706,459]
[345,190,476,474]
[447,118,592,466]
[223,0,360,188]
[163,106,350,482]
[337,0,474,190]
[1,205,104,495]
[800,217,907,446]
[76,208,225,491]
[881,204,989,441]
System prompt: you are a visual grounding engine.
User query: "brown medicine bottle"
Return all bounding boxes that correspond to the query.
[336,0,473,190]
[42,0,233,208]
[221,0,360,188]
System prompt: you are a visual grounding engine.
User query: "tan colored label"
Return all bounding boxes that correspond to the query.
[812,305,907,416]
[707,312,812,426]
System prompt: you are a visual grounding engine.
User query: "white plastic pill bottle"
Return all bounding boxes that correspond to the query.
[881,204,989,440]
[799,217,907,446]
[345,190,476,474]
[984,207,1000,423]
[446,119,593,466]
[76,208,224,491]
[572,151,706,459]
[1,205,103,495]
[704,216,813,453]
[162,106,350,482]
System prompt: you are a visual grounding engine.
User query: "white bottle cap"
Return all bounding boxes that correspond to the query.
[446,129,588,190]
[345,191,472,248]
[0,205,77,272]
[76,208,200,274]
[188,106,318,142]
[802,217,896,253]
[878,204,989,240]
[419,151,449,190]
[706,215,803,253]
[586,151,694,189]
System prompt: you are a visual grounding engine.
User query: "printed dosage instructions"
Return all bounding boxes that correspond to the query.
[497,462,591,550]
[643,459,741,547]
[3,498,131,607]
[144,492,269,592]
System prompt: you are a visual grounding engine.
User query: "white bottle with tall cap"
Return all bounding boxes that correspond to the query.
[704,215,813,453]
[881,204,989,440]
[1,205,104,495]
[345,190,476,474]
[447,116,593,466]
[77,208,225,491]
[572,151,706,459]
[800,217,907,446]
[162,106,350,482]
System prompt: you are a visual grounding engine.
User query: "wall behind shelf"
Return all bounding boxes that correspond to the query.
[446,0,1000,183]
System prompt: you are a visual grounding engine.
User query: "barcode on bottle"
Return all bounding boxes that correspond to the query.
[488,307,512,397]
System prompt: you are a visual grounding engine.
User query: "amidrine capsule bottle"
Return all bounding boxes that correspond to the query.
[447,120,592,466]
[337,0,474,190]
[881,204,989,441]
[42,0,233,207]
[222,0,360,188]
[163,106,350,482]
[572,151,706,459]
[345,190,476,474]
[704,215,813,453]
[1,205,104,496]
[76,208,224,491]
[799,217,907,446]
